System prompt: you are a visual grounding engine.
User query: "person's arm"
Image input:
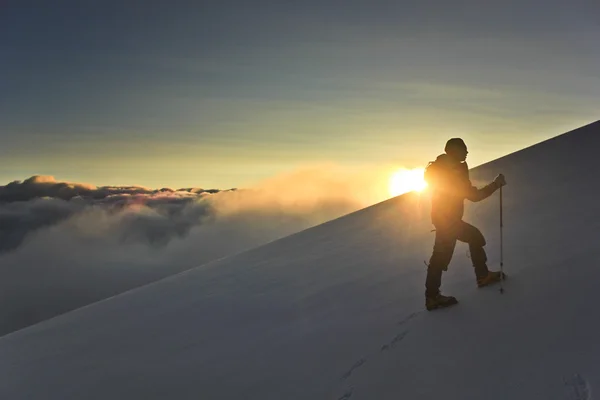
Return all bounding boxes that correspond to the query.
[465,174,506,202]
[465,182,498,202]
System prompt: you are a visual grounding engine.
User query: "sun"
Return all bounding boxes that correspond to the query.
[389,168,428,197]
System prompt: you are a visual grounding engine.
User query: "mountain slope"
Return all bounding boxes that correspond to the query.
[0,120,598,400]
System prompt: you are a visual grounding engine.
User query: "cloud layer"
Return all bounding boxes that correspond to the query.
[0,166,394,337]
[0,175,223,253]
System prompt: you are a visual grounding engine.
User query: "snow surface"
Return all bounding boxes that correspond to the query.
[0,120,599,399]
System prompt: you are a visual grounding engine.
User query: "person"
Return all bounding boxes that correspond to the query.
[423,138,507,311]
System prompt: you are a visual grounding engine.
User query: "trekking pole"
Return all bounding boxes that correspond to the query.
[499,185,504,294]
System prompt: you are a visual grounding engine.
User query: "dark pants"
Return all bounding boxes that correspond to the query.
[425,220,489,296]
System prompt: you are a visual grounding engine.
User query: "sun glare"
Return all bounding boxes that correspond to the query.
[389,168,427,197]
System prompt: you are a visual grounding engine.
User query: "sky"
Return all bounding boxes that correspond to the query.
[1,0,599,189]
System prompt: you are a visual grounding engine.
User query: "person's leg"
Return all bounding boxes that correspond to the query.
[425,226,458,297]
[456,221,489,280]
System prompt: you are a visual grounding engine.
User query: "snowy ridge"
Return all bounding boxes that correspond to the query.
[0,120,599,399]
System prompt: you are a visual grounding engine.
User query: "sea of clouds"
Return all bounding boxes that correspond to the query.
[0,165,395,336]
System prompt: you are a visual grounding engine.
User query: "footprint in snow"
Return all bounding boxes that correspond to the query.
[336,311,418,398]
[341,359,366,381]
[337,388,353,400]
[381,331,408,352]
[398,311,420,326]
[564,373,591,400]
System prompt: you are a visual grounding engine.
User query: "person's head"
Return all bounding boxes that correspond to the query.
[444,138,468,162]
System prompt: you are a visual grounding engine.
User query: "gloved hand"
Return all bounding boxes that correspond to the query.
[494,173,507,188]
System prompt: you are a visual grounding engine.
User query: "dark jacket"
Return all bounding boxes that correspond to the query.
[426,154,498,226]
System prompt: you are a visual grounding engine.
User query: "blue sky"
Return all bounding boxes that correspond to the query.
[2,0,599,188]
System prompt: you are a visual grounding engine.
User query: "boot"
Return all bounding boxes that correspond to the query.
[425,293,458,311]
[477,270,507,288]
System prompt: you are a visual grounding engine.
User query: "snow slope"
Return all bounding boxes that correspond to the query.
[0,120,599,400]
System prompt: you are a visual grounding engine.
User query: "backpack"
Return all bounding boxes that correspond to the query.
[424,160,441,187]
